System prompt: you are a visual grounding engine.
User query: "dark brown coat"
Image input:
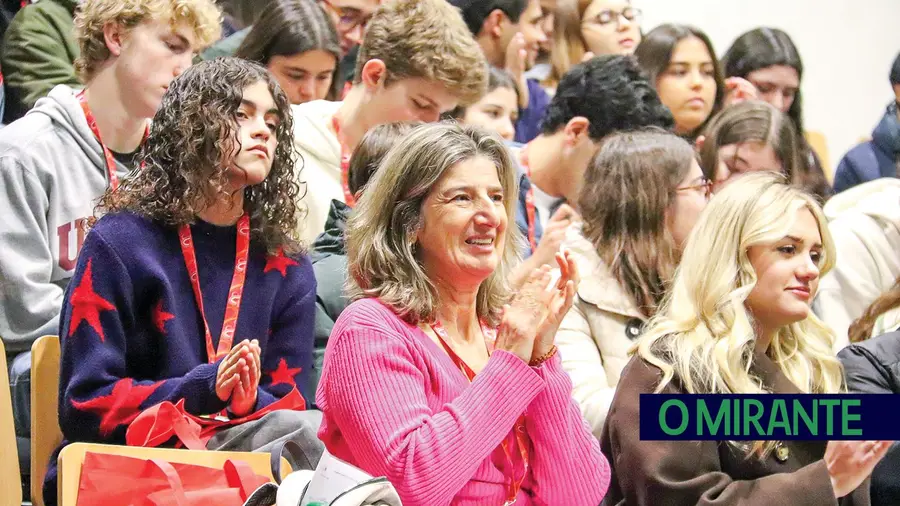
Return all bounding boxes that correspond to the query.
[600,353,871,505]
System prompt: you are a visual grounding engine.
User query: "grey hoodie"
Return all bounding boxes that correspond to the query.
[0,84,132,353]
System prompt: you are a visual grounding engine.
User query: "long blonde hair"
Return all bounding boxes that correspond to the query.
[636,172,844,458]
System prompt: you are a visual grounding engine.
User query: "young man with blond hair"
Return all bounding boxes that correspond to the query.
[291,0,488,244]
[0,0,221,498]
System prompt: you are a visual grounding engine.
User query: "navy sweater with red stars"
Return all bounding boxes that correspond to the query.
[51,211,315,477]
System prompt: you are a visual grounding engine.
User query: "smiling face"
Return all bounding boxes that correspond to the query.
[745,206,823,335]
[655,36,717,135]
[267,49,337,104]
[229,80,280,188]
[417,155,508,287]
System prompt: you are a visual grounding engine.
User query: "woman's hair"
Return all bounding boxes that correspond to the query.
[579,129,696,317]
[444,66,519,120]
[347,122,421,197]
[96,57,302,254]
[345,122,519,326]
[549,0,592,86]
[698,100,830,203]
[849,276,900,343]
[634,23,725,140]
[721,28,805,134]
[234,0,342,101]
[636,172,844,458]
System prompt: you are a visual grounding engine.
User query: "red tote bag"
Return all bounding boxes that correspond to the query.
[75,451,270,506]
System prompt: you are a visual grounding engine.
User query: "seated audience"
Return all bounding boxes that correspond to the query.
[0,0,79,123]
[308,120,418,401]
[450,0,549,143]
[317,123,610,505]
[556,129,709,438]
[50,57,323,504]
[549,0,642,87]
[840,326,900,506]
[634,23,724,142]
[234,0,342,104]
[833,52,900,193]
[0,0,220,478]
[602,172,886,505]
[447,66,520,141]
[722,27,826,177]
[291,0,486,244]
[206,0,378,85]
[508,54,673,284]
[697,100,831,201]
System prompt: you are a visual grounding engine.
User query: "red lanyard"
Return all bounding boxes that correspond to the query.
[331,115,356,206]
[76,90,149,191]
[518,145,538,253]
[431,320,530,505]
[179,214,251,363]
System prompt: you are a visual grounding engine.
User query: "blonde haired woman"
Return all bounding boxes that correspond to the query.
[601,173,889,505]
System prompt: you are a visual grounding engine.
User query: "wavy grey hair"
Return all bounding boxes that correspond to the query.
[345,122,521,326]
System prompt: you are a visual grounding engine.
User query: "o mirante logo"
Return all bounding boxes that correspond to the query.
[639,394,895,441]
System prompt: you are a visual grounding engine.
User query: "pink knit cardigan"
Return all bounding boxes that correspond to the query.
[316,298,611,505]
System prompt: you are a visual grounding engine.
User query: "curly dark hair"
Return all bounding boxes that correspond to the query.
[541,54,674,140]
[96,57,303,254]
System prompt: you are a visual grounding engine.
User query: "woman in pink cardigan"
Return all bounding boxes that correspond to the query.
[315,123,610,505]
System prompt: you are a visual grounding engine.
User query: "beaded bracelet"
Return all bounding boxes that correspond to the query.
[529,345,557,367]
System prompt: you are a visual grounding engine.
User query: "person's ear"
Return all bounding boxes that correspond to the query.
[485,9,507,39]
[563,117,590,146]
[360,59,387,91]
[103,22,127,57]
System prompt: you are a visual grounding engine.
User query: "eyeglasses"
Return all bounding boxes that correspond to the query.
[583,7,642,28]
[320,0,374,32]
[675,177,713,199]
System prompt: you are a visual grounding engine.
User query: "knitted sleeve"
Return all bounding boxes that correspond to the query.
[318,313,546,505]
[524,352,611,504]
[256,252,317,408]
[58,229,225,444]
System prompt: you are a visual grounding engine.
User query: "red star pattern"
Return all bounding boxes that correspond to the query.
[268,358,302,387]
[152,299,175,334]
[264,249,299,277]
[71,379,163,436]
[68,259,116,341]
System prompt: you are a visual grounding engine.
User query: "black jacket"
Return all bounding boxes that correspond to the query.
[307,200,351,406]
[838,330,900,506]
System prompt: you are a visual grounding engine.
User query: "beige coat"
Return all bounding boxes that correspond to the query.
[815,178,900,349]
[556,225,645,439]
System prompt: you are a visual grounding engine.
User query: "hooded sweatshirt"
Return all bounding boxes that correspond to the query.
[834,102,900,193]
[290,99,343,245]
[0,84,133,353]
[813,178,900,350]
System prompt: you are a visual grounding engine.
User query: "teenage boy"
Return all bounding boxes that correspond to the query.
[0,0,221,491]
[509,55,675,285]
[291,0,488,244]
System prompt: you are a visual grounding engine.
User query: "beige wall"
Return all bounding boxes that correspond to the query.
[637,0,900,171]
